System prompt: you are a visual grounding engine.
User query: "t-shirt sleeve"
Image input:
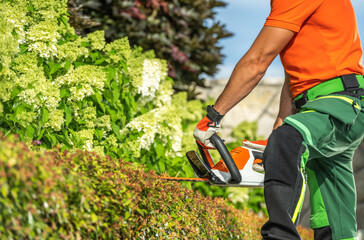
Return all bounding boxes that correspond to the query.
[265,0,323,32]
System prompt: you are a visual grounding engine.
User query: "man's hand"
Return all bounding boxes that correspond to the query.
[243,139,268,151]
[193,106,224,148]
[243,139,267,173]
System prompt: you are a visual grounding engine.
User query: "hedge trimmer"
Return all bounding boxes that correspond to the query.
[161,134,264,187]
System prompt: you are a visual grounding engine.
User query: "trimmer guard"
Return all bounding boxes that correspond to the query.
[186,134,264,187]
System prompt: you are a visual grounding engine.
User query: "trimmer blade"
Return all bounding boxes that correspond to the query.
[159,177,210,182]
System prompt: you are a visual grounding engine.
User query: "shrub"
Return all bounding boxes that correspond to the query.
[0,134,313,239]
[68,0,233,91]
[0,0,202,179]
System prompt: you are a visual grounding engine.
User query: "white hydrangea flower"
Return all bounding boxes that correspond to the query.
[69,84,94,102]
[44,109,65,131]
[155,80,174,107]
[18,89,39,107]
[26,21,60,58]
[76,129,95,151]
[134,59,167,101]
[123,105,183,157]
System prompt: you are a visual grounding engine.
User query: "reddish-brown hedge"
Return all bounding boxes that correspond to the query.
[0,134,313,239]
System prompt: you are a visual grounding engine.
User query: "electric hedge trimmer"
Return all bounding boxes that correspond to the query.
[161,133,264,187]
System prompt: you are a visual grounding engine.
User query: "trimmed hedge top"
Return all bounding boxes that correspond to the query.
[0,134,313,239]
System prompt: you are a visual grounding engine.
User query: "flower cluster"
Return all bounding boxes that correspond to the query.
[13,53,61,113]
[104,37,132,63]
[122,104,183,157]
[134,59,168,101]
[44,109,65,131]
[26,21,60,58]
[55,65,107,102]
[95,115,112,131]
[79,106,97,128]
[0,2,26,75]
[86,31,106,51]
[74,129,95,151]
[154,78,174,107]
[0,0,199,168]
[57,37,89,63]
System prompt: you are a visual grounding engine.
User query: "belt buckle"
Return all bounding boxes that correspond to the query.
[293,92,308,111]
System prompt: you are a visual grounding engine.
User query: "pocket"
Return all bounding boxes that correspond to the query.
[300,95,361,125]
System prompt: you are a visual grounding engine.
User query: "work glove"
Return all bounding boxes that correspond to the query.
[193,105,224,149]
[243,139,267,173]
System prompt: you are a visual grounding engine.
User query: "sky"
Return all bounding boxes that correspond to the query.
[214,0,364,80]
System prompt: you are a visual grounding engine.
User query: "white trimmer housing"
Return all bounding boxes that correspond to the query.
[210,147,264,187]
[186,134,265,188]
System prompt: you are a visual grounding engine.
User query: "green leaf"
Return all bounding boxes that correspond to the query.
[37,128,45,140]
[10,87,21,99]
[95,91,102,103]
[74,62,86,68]
[41,108,49,125]
[19,44,28,55]
[95,129,103,141]
[26,125,35,139]
[90,52,99,61]
[155,142,165,158]
[27,3,35,12]
[106,106,117,122]
[59,15,69,27]
[64,105,72,126]
[111,122,120,137]
[125,211,131,220]
[103,91,113,102]
[107,67,116,82]
[60,88,69,98]
[95,58,105,65]
[111,81,120,100]
[49,62,60,75]
[158,161,166,172]
[64,61,72,71]
[1,185,8,197]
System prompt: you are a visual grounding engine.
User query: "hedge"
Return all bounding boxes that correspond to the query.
[0,134,313,239]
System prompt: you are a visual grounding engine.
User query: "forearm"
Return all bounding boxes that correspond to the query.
[212,26,295,115]
[213,55,266,115]
[273,72,296,129]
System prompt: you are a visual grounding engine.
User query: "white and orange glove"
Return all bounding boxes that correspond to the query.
[193,105,224,149]
[243,139,268,173]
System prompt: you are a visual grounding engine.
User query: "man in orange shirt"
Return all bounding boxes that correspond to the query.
[194,0,363,239]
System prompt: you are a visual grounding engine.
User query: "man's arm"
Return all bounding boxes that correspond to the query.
[213,26,295,115]
[273,71,296,130]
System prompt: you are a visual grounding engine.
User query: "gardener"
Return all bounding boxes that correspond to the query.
[194,0,363,239]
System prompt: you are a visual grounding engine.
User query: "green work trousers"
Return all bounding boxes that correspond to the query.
[284,94,364,240]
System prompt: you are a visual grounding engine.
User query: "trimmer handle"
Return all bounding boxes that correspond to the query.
[209,134,242,184]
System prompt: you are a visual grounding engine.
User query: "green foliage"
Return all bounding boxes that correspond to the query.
[68,0,233,91]
[0,0,201,179]
[0,134,281,239]
[0,134,314,239]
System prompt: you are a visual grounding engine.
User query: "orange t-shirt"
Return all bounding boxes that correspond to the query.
[264,0,364,98]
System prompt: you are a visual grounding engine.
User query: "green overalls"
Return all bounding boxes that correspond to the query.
[284,75,364,239]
